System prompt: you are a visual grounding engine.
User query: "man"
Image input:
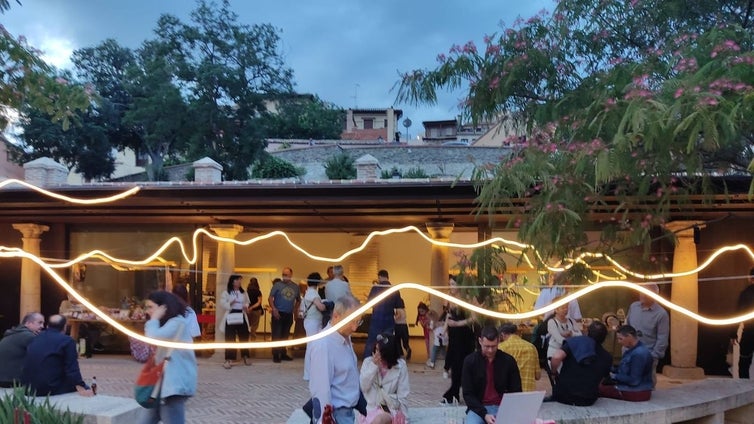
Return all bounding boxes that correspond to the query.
[269,267,300,363]
[598,325,653,402]
[0,312,45,387]
[309,293,362,424]
[461,326,522,424]
[735,267,754,378]
[324,264,351,302]
[498,322,540,392]
[21,314,93,396]
[625,283,669,386]
[533,273,583,322]
[549,320,613,406]
[363,269,403,358]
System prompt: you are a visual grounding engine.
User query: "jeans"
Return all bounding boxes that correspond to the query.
[138,395,188,424]
[271,311,294,358]
[430,344,446,364]
[332,406,355,424]
[224,321,250,361]
[465,405,498,424]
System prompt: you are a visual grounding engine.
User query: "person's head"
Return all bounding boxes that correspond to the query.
[373,333,402,368]
[22,312,45,334]
[172,284,189,303]
[602,313,620,330]
[271,277,282,287]
[616,324,639,348]
[326,266,334,280]
[587,320,608,344]
[226,274,243,293]
[331,293,362,337]
[47,314,67,332]
[552,296,568,318]
[449,274,459,296]
[478,326,500,361]
[638,283,659,307]
[417,302,428,315]
[332,264,344,278]
[377,269,389,283]
[307,272,323,287]
[247,277,260,291]
[282,267,293,282]
[499,322,518,341]
[146,290,188,327]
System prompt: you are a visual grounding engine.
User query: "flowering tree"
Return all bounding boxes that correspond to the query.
[397,0,754,261]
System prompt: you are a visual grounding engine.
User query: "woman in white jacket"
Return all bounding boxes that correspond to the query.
[220,274,251,369]
[358,333,409,424]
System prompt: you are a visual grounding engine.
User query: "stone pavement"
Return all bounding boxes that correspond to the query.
[77,342,695,424]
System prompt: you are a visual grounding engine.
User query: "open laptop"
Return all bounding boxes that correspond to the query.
[495,391,546,424]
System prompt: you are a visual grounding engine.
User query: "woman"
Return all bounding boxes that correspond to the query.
[441,275,476,404]
[220,274,251,369]
[246,277,263,342]
[358,333,409,424]
[547,297,582,366]
[303,272,327,381]
[139,291,197,424]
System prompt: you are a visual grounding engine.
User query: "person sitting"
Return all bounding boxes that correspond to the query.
[358,333,409,424]
[598,325,653,402]
[21,314,93,396]
[0,312,45,387]
[461,326,522,424]
[548,320,613,406]
[499,322,541,392]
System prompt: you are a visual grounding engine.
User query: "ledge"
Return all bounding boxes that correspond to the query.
[0,389,142,424]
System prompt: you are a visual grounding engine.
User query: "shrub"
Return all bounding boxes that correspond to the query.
[0,387,84,424]
[252,156,304,179]
[380,167,402,179]
[324,153,356,179]
[403,167,429,178]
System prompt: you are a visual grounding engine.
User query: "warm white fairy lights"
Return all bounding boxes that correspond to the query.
[0,179,140,204]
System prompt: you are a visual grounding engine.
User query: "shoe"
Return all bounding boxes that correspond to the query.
[273,356,281,363]
[243,357,252,366]
[281,355,294,361]
[223,361,232,369]
[443,370,449,379]
[426,360,435,369]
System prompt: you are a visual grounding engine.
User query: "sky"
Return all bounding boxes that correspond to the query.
[4,0,552,138]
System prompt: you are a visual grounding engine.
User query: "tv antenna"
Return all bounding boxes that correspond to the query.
[351,83,360,108]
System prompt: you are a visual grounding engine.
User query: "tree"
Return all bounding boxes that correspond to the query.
[324,153,356,180]
[397,0,754,261]
[265,95,344,139]
[251,154,303,179]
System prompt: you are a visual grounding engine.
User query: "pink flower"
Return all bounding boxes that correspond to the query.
[674,88,684,98]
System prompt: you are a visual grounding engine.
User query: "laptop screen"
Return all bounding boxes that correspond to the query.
[495,391,546,424]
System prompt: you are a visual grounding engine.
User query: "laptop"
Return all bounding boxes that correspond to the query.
[495,391,546,424]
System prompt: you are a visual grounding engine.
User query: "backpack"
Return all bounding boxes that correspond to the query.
[531,315,554,368]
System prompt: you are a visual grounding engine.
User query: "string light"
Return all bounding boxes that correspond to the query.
[0,179,140,204]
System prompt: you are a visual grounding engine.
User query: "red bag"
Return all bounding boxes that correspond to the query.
[134,353,165,408]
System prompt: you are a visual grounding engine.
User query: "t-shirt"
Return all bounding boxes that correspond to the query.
[247,287,263,311]
[552,336,612,406]
[270,280,300,313]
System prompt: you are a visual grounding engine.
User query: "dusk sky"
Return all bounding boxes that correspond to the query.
[5,0,552,137]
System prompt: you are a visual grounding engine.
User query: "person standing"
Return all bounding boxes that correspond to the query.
[364,269,403,359]
[393,297,411,360]
[0,312,45,387]
[735,267,754,378]
[598,325,653,402]
[442,275,477,404]
[309,294,362,424]
[246,277,264,342]
[21,314,93,397]
[499,322,541,392]
[325,264,351,303]
[220,274,251,369]
[269,267,300,363]
[625,283,669,387]
[415,302,431,360]
[138,291,197,424]
[303,272,328,381]
[461,326,522,424]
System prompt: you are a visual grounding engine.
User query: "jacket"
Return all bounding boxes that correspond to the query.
[359,358,410,415]
[21,329,86,395]
[461,350,522,420]
[219,290,250,333]
[145,315,197,398]
[0,325,36,384]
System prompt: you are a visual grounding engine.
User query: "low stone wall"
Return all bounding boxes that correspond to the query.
[0,388,142,424]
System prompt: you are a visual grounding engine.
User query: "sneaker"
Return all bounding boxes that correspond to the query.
[426,360,435,369]
[443,370,449,379]
[243,357,252,366]
[273,356,281,363]
[223,361,232,369]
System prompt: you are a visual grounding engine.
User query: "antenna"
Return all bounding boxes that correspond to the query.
[351,83,360,108]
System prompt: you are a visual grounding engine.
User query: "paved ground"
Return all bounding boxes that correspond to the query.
[78,338,694,424]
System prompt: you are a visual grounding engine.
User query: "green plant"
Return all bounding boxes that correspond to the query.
[0,387,84,424]
[324,153,356,179]
[380,166,402,179]
[453,246,524,314]
[403,167,429,178]
[252,156,304,179]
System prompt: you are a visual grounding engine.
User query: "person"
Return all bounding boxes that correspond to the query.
[325,264,351,303]
[138,291,198,424]
[426,309,448,370]
[358,333,409,424]
[304,272,328,381]
[415,302,431,360]
[598,325,653,402]
[461,326,522,424]
[20,314,93,397]
[364,269,404,358]
[0,312,45,387]
[442,275,477,404]
[220,274,251,369]
[735,267,754,378]
[309,293,362,424]
[499,322,541,392]
[171,284,201,339]
[269,267,300,363]
[548,320,613,406]
[547,299,582,368]
[59,295,102,358]
[246,277,264,342]
[533,273,583,322]
[393,297,411,360]
[625,283,669,386]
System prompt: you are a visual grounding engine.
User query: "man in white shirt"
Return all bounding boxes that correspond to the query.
[309,293,362,424]
[324,264,351,302]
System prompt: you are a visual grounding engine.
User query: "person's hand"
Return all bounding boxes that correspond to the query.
[484,413,496,424]
[372,349,382,366]
[75,385,94,397]
[272,308,280,320]
[394,410,407,424]
[151,304,166,322]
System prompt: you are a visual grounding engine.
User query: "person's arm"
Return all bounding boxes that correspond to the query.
[359,357,379,393]
[62,337,91,396]
[549,348,567,374]
[313,295,326,312]
[461,355,486,420]
[268,285,279,319]
[242,291,251,309]
[569,319,582,337]
[219,291,232,310]
[308,341,333,419]
[396,362,411,412]
[653,311,670,359]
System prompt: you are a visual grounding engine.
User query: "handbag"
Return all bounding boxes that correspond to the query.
[134,323,184,408]
[227,312,244,325]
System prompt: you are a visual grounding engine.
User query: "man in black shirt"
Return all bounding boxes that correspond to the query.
[736,267,754,378]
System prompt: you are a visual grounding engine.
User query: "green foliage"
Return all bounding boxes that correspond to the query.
[379,166,429,179]
[251,155,303,179]
[403,167,429,178]
[324,153,356,179]
[453,246,523,313]
[380,166,402,179]
[265,95,345,139]
[0,387,84,424]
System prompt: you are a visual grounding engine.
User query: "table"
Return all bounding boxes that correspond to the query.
[67,318,146,341]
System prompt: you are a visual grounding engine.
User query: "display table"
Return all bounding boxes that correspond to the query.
[67,318,146,341]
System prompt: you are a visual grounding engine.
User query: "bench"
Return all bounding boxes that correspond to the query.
[0,388,142,424]
[287,378,754,424]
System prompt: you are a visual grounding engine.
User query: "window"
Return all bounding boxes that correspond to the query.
[363,118,374,129]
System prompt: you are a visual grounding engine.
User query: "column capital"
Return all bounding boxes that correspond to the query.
[12,223,50,239]
[209,224,244,239]
[664,220,705,238]
[426,219,454,240]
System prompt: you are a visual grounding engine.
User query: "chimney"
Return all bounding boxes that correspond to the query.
[23,157,68,186]
[193,157,222,183]
[355,154,380,180]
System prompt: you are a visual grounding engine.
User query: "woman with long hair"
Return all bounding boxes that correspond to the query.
[246,277,264,342]
[220,274,251,369]
[138,291,197,424]
[441,275,476,404]
[358,333,409,424]
[302,272,327,381]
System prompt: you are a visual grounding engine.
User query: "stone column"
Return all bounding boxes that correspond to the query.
[209,224,244,343]
[426,219,454,314]
[662,221,705,379]
[12,223,50,321]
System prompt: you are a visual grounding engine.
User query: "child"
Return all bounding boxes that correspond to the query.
[426,310,449,371]
[415,302,431,359]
